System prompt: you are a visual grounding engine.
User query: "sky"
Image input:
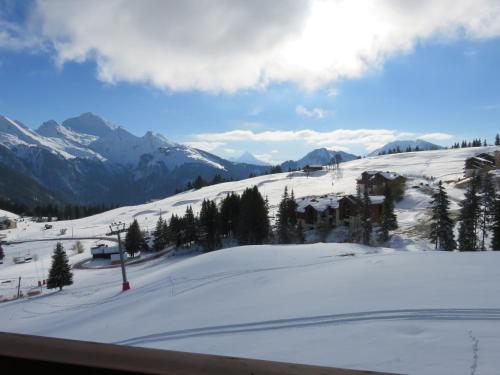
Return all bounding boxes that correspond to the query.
[1,1,500,164]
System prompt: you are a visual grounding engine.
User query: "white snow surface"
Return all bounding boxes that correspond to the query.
[1,146,500,374]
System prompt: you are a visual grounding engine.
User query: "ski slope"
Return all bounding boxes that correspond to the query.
[0,243,500,374]
[1,146,500,374]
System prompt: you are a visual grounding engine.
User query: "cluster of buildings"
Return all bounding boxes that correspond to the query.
[295,171,406,233]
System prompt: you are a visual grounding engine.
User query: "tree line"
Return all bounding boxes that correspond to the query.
[125,186,270,255]
[0,198,118,221]
[429,173,500,251]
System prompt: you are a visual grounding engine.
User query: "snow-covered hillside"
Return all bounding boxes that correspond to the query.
[4,146,496,244]
[1,146,499,374]
[369,139,442,156]
[1,242,500,374]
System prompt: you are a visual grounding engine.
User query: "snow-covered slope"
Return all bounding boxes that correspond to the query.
[1,146,500,374]
[4,145,497,244]
[0,209,18,219]
[1,242,500,374]
[369,139,442,156]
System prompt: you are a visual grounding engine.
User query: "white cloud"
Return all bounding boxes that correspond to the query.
[271,149,279,154]
[6,0,499,92]
[418,133,454,141]
[184,141,224,152]
[191,128,454,151]
[295,105,328,119]
[223,148,237,154]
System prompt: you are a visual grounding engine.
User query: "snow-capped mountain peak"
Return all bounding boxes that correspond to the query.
[231,151,270,166]
[62,112,117,138]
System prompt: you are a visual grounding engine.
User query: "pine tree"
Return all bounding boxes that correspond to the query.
[492,195,500,250]
[47,242,73,291]
[183,206,197,245]
[479,173,496,250]
[429,181,456,250]
[199,199,220,251]
[457,175,481,251]
[219,193,240,238]
[377,185,398,242]
[276,187,289,243]
[0,243,4,261]
[495,133,500,146]
[361,189,372,245]
[153,215,165,251]
[237,186,270,245]
[125,219,146,258]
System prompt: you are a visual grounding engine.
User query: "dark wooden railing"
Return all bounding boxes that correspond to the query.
[0,332,397,374]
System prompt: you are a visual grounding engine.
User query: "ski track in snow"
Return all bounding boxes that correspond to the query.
[115,308,500,346]
[468,330,479,375]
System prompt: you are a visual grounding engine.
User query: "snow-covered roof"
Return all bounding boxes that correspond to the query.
[489,169,500,177]
[369,195,385,204]
[362,170,402,180]
[296,195,340,213]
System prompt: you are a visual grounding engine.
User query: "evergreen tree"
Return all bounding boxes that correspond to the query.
[236,186,270,245]
[0,243,4,261]
[492,195,500,250]
[199,199,220,251]
[47,242,73,291]
[125,219,146,258]
[219,193,240,238]
[193,176,206,190]
[183,206,197,245]
[457,175,481,251]
[479,173,496,250]
[276,187,298,243]
[167,214,183,247]
[153,215,165,251]
[496,133,500,146]
[361,189,372,245]
[377,185,398,242]
[429,181,456,250]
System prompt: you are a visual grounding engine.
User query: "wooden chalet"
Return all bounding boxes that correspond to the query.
[357,171,406,200]
[464,152,497,177]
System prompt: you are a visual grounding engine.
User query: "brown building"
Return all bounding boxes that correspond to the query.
[295,194,385,231]
[464,152,497,177]
[357,171,406,200]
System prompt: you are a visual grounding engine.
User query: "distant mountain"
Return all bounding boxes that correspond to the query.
[369,140,442,156]
[0,113,270,207]
[231,151,270,166]
[281,148,358,171]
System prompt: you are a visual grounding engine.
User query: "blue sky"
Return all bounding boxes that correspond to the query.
[1,1,499,163]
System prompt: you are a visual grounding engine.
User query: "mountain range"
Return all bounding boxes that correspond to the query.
[0,112,443,208]
[0,113,270,206]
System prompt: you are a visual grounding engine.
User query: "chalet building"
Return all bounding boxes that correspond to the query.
[303,165,323,173]
[295,194,385,230]
[357,171,406,200]
[464,152,498,177]
[295,195,340,230]
[0,217,17,230]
